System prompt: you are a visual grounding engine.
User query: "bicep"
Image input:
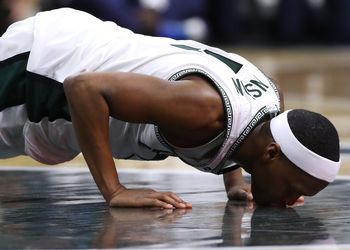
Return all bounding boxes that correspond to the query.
[100,72,168,123]
[64,72,217,129]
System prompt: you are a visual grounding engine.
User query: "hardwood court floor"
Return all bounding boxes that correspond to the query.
[0,167,349,249]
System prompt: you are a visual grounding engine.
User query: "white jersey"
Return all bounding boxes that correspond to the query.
[0,8,280,174]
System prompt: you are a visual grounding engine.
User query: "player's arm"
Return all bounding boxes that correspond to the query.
[63,72,222,208]
[224,168,253,201]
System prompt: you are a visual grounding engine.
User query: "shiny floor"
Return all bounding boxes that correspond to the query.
[0,167,350,249]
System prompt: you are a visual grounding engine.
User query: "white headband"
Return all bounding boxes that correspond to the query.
[270,110,340,183]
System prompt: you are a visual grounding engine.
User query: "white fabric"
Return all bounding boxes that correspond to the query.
[270,110,340,182]
[165,131,225,167]
[0,16,34,61]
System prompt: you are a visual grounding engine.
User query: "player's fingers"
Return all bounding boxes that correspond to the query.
[168,193,192,208]
[169,192,185,203]
[149,192,187,209]
[153,192,192,209]
[142,198,175,209]
[162,195,186,209]
[229,189,253,201]
[184,202,193,208]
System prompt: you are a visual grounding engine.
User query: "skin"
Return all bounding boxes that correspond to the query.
[63,72,328,209]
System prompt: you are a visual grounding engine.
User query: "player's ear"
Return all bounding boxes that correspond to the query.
[262,142,281,162]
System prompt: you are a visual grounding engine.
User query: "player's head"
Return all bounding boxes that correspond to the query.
[251,109,340,207]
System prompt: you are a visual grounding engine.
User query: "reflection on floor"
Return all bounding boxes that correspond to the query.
[0,167,349,249]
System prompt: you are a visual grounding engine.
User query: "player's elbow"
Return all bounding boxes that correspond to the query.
[63,73,96,100]
[63,74,85,93]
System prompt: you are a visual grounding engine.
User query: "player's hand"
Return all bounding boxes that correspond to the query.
[108,185,192,209]
[226,182,253,202]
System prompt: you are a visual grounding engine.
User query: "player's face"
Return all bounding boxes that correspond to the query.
[250,159,329,207]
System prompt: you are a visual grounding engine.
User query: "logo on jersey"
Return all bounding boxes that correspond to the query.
[171,43,271,100]
[232,78,269,99]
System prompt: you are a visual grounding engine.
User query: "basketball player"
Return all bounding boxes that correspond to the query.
[0,8,340,208]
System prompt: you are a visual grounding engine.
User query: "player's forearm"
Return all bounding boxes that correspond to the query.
[223,168,252,201]
[63,75,121,203]
[223,168,245,192]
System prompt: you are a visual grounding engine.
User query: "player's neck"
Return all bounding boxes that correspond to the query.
[232,122,268,168]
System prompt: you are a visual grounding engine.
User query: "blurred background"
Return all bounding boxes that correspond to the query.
[0,0,349,173]
[2,0,350,45]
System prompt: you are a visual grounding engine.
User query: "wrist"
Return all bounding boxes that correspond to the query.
[223,169,244,188]
[107,184,126,205]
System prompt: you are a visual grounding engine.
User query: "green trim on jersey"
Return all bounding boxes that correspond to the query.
[0,52,71,122]
[203,49,243,74]
[171,44,201,51]
[171,44,243,74]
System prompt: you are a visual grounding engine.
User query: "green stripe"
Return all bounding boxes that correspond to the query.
[171,44,243,74]
[203,49,242,74]
[0,52,71,122]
